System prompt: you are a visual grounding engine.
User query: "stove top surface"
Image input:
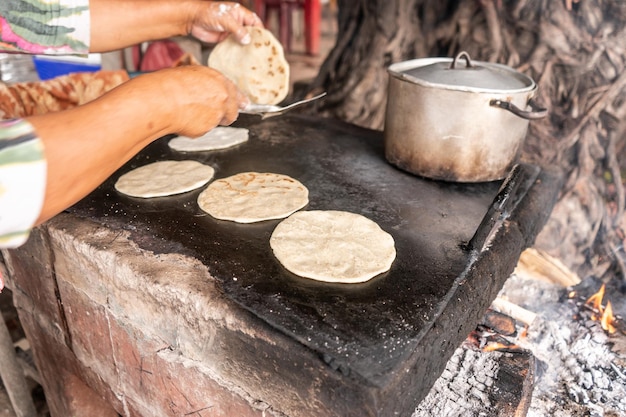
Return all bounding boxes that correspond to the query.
[69,114,559,410]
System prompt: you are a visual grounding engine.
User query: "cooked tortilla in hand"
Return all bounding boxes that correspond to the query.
[270,210,396,283]
[197,172,308,223]
[208,27,290,105]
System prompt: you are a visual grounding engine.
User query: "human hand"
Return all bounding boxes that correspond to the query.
[139,65,249,137]
[188,1,263,45]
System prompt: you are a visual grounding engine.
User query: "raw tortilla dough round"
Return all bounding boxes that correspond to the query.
[270,210,396,283]
[168,126,249,152]
[208,27,290,105]
[197,172,308,223]
[114,160,215,198]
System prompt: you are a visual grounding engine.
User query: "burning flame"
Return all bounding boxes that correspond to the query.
[586,284,605,316]
[483,342,519,352]
[585,284,617,334]
[602,301,617,334]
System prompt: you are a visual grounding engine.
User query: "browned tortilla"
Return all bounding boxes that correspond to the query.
[208,27,290,105]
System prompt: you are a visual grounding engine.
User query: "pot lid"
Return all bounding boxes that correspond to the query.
[401,51,532,91]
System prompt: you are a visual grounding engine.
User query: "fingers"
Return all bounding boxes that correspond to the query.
[169,66,242,132]
[225,2,264,29]
[216,88,241,127]
[219,108,239,126]
[237,89,250,110]
[213,2,263,44]
[190,2,263,45]
[218,11,252,44]
[218,76,248,126]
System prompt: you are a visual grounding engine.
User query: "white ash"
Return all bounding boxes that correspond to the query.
[501,274,626,417]
[413,344,504,417]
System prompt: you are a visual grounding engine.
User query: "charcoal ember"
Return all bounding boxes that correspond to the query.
[481,309,518,336]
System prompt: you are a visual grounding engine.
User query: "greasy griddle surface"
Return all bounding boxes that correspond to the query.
[69,115,501,387]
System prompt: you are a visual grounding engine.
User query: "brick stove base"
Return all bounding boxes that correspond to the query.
[2,211,531,417]
[5,215,358,417]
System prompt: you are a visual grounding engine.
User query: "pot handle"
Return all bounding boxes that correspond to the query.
[489,98,547,120]
[449,51,474,69]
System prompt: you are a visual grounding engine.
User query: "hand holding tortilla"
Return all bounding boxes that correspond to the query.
[187,2,263,45]
[208,27,290,105]
[89,0,262,52]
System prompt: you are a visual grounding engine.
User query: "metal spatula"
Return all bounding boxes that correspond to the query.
[240,92,327,119]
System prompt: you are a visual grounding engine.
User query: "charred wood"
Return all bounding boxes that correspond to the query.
[413,342,535,417]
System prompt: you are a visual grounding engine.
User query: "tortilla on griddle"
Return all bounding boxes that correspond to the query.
[208,27,290,105]
[197,172,308,223]
[168,126,249,152]
[270,210,396,283]
[114,160,215,198]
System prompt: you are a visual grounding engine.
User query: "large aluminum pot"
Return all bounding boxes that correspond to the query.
[384,51,546,182]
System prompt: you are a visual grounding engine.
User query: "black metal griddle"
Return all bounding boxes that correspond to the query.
[68,114,561,416]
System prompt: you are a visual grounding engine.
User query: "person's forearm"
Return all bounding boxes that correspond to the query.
[28,76,174,224]
[27,64,240,225]
[89,0,196,52]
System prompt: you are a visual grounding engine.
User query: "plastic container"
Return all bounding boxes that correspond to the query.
[32,54,101,80]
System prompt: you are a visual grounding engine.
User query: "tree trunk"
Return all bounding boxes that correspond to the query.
[309,0,626,283]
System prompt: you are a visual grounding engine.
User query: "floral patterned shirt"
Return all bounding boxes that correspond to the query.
[0,0,91,249]
[0,0,90,54]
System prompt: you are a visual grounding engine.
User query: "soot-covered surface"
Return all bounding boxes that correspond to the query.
[69,115,535,390]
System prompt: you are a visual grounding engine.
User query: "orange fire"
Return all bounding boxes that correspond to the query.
[602,301,617,334]
[519,325,528,339]
[586,284,605,318]
[483,342,519,352]
[585,284,617,334]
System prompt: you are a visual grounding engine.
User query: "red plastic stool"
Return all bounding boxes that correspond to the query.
[253,0,321,55]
